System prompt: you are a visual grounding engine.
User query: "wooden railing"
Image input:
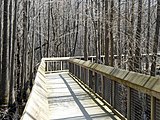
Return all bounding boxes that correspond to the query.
[21,57,160,120]
[21,58,49,120]
[44,57,70,73]
[69,58,160,120]
[21,57,70,120]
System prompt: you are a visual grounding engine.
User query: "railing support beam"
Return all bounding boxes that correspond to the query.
[127,87,131,120]
[151,96,156,120]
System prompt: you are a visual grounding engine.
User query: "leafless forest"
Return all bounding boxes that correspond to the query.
[0,0,159,119]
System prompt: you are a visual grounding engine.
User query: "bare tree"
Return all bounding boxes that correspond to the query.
[0,0,2,84]
[21,0,28,102]
[84,0,88,61]
[146,0,151,74]
[128,0,134,71]
[72,1,80,56]
[0,0,9,108]
[9,0,17,107]
[38,0,43,59]
[117,0,121,68]
[29,0,35,90]
[9,0,13,66]
[47,0,50,57]
[134,0,142,72]
[110,0,114,66]
[150,0,160,76]
[105,0,109,65]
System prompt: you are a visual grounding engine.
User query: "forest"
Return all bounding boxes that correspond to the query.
[0,0,160,119]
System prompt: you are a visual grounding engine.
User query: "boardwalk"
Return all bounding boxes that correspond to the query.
[21,58,160,120]
[46,72,120,120]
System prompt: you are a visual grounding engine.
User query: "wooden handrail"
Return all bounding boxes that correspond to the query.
[69,58,160,99]
[69,58,160,120]
[21,59,49,120]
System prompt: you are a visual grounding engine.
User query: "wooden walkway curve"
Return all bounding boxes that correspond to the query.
[47,72,120,120]
[21,57,160,120]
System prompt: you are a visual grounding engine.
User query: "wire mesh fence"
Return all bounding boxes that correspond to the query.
[69,58,160,120]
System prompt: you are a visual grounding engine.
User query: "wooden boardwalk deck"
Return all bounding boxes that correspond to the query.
[46,72,120,120]
[21,58,160,120]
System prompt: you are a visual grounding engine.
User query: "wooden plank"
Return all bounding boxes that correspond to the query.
[43,57,70,61]
[46,73,121,120]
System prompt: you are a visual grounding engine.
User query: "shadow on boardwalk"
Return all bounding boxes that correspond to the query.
[47,73,120,120]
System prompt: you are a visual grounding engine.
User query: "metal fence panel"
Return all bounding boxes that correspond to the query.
[156,98,160,120]
[130,89,150,120]
[114,82,127,117]
[104,78,112,104]
[146,95,151,120]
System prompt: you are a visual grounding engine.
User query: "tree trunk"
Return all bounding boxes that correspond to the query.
[9,0,12,69]
[97,1,101,63]
[84,0,88,61]
[146,0,151,74]
[150,0,160,76]
[29,0,35,90]
[128,0,134,71]
[0,0,2,84]
[90,0,98,62]
[72,1,80,56]
[9,0,17,107]
[39,3,43,59]
[47,0,50,57]
[124,0,128,69]
[21,0,28,102]
[117,0,121,68]
[104,0,109,65]
[51,6,56,56]
[0,0,9,107]
[62,3,65,57]
[101,0,105,56]
[134,0,142,72]
[16,37,21,95]
[110,0,114,67]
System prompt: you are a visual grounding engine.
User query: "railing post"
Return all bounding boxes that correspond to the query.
[51,61,53,71]
[78,66,80,78]
[95,73,98,93]
[61,61,63,71]
[74,64,76,75]
[70,62,72,73]
[78,66,80,79]
[86,69,89,85]
[78,66,79,78]
[102,77,107,100]
[89,70,93,89]
[100,75,103,96]
[84,68,86,84]
[84,68,85,83]
[55,61,57,71]
[102,76,104,99]
[84,68,88,85]
[80,66,81,79]
[151,96,156,120]
[82,68,84,82]
[54,61,55,71]
[46,61,48,72]
[76,64,78,77]
[127,87,131,120]
[69,62,70,72]
[112,81,115,107]
[71,62,73,73]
